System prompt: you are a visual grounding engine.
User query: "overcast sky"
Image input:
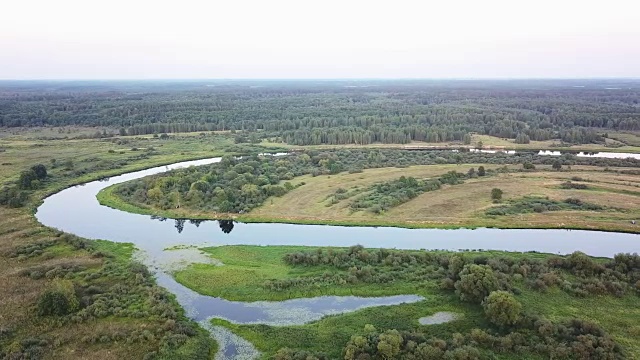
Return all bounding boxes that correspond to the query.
[1,0,639,79]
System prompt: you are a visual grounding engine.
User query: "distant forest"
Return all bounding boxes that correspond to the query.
[1,80,639,145]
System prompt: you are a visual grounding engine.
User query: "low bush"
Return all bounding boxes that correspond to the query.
[37,279,79,316]
[486,196,603,216]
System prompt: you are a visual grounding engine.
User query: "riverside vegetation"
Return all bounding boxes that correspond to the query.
[0,131,289,359]
[176,245,640,359]
[101,149,640,233]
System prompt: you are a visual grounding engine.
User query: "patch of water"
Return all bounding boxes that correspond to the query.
[153,269,425,325]
[139,247,223,272]
[200,321,261,360]
[418,311,460,325]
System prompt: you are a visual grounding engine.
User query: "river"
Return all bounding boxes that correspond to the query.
[34,152,640,359]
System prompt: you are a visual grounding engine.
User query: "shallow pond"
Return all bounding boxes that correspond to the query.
[418,312,460,325]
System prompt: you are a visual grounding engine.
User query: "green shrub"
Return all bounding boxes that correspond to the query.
[483,291,522,327]
[491,188,503,202]
[37,279,79,316]
[454,264,500,303]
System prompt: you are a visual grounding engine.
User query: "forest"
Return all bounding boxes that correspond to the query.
[1,80,639,145]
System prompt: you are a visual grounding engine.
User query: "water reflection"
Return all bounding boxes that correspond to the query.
[175,219,185,233]
[219,220,234,234]
[150,216,236,234]
[189,219,204,227]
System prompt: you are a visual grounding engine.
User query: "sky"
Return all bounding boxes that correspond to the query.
[1,0,639,79]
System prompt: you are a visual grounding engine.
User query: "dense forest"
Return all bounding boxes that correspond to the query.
[1,80,639,145]
[111,149,640,214]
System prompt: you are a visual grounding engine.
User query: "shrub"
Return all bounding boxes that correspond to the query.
[37,279,79,316]
[483,291,522,327]
[454,264,500,303]
[560,181,588,189]
[274,348,328,360]
[491,188,503,202]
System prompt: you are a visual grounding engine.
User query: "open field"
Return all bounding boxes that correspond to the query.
[172,245,640,359]
[0,126,119,140]
[245,165,640,233]
[607,131,640,147]
[260,132,640,154]
[175,245,433,301]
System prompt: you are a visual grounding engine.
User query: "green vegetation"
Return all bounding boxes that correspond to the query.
[482,291,522,327]
[103,148,640,233]
[490,188,503,202]
[2,80,639,148]
[486,196,605,216]
[350,171,477,213]
[0,131,287,209]
[453,264,499,303]
[177,245,640,359]
[560,181,589,189]
[112,153,305,214]
[36,279,79,316]
[0,214,216,359]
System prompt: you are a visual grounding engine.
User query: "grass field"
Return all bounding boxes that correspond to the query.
[260,132,640,153]
[0,131,246,187]
[607,131,640,147]
[174,245,432,301]
[171,245,640,359]
[246,165,640,233]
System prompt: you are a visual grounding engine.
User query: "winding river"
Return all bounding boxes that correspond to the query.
[35,153,640,359]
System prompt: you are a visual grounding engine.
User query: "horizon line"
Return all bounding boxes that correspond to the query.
[1,77,640,82]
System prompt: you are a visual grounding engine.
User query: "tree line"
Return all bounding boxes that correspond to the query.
[2,80,638,145]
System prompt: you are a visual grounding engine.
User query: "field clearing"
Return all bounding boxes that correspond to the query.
[249,165,640,232]
[608,131,640,147]
[0,126,118,140]
[260,132,640,153]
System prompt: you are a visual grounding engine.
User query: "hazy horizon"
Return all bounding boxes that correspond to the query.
[2,77,640,82]
[2,0,639,80]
